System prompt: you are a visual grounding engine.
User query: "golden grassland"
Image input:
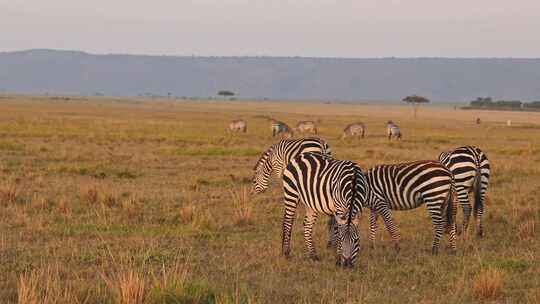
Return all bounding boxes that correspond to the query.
[0,95,539,303]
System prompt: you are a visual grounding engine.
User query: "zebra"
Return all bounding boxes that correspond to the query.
[387,120,402,140]
[341,122,366,139]
[282,152,368,267]
[227,119,247,133]
[252,137,331,194]
[271,119,293,138]
[329,160,457,254]
[293,121,318,135]
[439,146,490,237]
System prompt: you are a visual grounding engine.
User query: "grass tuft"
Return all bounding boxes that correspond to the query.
[102,268,147,304]
[230,186,253,226]
[472,268,504,301]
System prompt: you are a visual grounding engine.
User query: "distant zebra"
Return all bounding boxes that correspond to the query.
[365,160,457,254]
[227,119,247,133]
[387,120,401,140]
[439,146,490,237]
[252,137,331,194]
[293,121,318,135]
[282,152,368,267]
[271,119,293,138]
[341,122,366,139]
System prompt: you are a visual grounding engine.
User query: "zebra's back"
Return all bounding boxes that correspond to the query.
[439,146,490,189]
[367,160,453,210]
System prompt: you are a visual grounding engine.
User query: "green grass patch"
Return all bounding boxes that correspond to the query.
[484,258,530,272]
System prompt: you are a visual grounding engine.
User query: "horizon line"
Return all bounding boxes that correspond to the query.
[3,48,540,60]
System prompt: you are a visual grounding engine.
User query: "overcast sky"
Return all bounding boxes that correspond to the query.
[1,0,539,57]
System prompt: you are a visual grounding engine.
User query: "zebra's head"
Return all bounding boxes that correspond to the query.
[335,214,360,268]
[252,146,275,194]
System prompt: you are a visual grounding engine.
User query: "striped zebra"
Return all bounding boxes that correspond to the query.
[252,137,331,194]
[329,160,457,254]
[365,160,457,254]
[439,146,490,237]
[341,122,366,139]
[387,120,402,140]
[293,121,318,135]
[271,119,293,138]
[282,152,368,267]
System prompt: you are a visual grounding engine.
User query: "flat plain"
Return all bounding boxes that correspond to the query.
[0,96,539,303]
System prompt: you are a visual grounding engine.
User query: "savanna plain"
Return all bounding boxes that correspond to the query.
[0,96,539,303]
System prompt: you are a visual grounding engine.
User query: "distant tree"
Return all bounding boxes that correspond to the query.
[217,90,235,99]
[402,95,430,118]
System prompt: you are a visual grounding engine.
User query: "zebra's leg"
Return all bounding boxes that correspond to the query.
[282,190,299,259]
[303,209,319,261]
[326,216,337,248]
[427,202,445,255]
[475,194,485,238]
[369,209,379,248]
[377,206,401,252]
[457,186,471,237]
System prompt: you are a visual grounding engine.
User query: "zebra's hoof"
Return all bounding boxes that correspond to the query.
[431,248,439,255]
[310,255,320,261]
[477,231,484,238]
[394,244,401,253]
[449,249,457,255]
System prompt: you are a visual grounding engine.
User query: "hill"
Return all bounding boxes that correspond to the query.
[1,49,540,101]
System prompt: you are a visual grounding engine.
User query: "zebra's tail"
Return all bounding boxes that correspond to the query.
[443,180,455,232]
[473,166,482,217]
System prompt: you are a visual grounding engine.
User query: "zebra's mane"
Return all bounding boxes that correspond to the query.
[253,145,275,171]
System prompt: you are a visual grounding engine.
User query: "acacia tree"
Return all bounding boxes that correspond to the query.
[217,90,235,99]
[402,95,430,118]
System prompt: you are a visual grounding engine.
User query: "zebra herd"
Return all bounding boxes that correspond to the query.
[252,137,490,268]
[228,119,402,140]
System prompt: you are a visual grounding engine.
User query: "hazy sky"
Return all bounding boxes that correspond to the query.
[1,0,539,57]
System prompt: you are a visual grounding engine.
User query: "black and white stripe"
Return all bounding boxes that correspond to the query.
[282,152,368,267]
[271,120,293,138]
[439,146,490,237]
[365,160,457,254]
[252,137,331,194]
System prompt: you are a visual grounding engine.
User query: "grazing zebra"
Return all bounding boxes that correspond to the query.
[439,146,490,237]
[293,121,318,135]
[387,120,402,140]
[329,160,457,254]
[271,119,293,138]
[282,152,368,267]
[252,137,331,194]
[341,122,366,139]
[227,119,247,133]
[366,160,457,254]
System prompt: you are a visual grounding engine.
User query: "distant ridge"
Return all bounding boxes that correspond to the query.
[1,49,540,101]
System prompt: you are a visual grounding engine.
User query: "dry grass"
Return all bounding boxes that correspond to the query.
[17,266,77,304]
[518,220,536,241]
[230,186,253,226]
[472,268,504,300]
[1,96,540,303]
[0,179,20,205]
[102,269,148,304]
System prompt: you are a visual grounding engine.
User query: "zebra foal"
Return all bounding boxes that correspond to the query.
[282,152,368,267]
